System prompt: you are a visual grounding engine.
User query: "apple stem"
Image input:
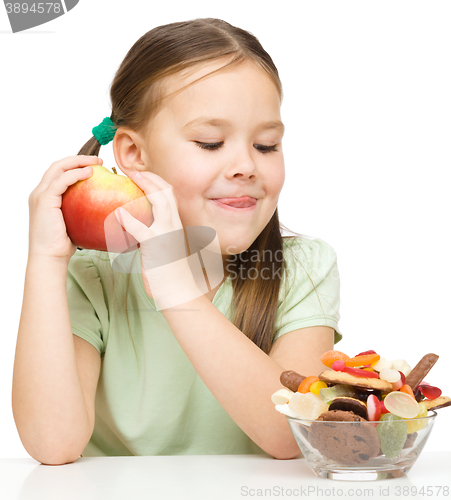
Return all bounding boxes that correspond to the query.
[112,166,117,174]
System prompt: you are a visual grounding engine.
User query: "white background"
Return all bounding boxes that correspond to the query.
[1,1,450,458]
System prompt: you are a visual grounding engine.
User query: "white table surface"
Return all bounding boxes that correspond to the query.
[1,452,450,500]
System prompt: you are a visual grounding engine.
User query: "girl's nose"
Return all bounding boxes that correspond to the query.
[226,145,258,179]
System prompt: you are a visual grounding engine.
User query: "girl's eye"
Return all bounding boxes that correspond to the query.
[254,144,278,154]
[194,142,278,154]
[195,141,223,151]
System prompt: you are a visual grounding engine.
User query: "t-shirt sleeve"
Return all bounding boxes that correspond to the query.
[66,250,110,356]
[273,237,342,345]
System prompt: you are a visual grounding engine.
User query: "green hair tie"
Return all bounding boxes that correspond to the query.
[92,117,117,145]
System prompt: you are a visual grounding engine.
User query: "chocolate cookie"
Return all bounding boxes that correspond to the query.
[423,395,451,411]
[309,410,380,465]
[329,397,368,420]
[319,370,393,392]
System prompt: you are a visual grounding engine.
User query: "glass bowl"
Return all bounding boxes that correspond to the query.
[282,409,437,481]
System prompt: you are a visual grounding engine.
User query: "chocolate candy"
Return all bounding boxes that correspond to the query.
[405,353,439,391]
[280,370,306,393]
[328,397,368,420]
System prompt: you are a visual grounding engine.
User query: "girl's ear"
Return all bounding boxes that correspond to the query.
[112,127,147,178]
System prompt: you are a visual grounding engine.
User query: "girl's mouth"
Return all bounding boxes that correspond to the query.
[211,197,257,212]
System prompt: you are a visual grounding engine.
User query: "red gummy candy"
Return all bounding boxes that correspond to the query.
[380,400,390,414]
[418,383,442,400]
[332,360,345,371]
[399,371,406,385]
[367,394,381,421]
[343,366,380,378]
[355,350,377,357]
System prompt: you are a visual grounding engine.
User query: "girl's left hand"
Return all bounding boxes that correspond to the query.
[115,170,201,310]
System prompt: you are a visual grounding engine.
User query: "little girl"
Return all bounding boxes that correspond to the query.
[13,18,341,464]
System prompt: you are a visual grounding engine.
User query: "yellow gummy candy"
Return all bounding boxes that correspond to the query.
[404,402,428,434]
[310,380,328,395]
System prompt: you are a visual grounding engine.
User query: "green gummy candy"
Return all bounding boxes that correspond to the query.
[377,413,408,458]
[319,384,355,403]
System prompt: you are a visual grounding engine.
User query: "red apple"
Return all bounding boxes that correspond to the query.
[61,165,153,253]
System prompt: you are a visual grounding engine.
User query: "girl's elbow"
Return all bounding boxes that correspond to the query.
[268,439,302,460]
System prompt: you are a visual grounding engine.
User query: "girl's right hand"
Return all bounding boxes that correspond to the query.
[28,155,103,262]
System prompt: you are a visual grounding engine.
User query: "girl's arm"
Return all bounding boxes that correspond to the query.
[12,156,102,465]
[118,170,334,459]
[161,298,334,459]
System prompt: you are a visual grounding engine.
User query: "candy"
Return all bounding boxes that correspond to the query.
[297,375,319,393]
[343,366,380,378]
[288,392,330,420]
[271,388,294,405]
[319,384,356,403]
[404,401,428,434]
[329,397,369,420]
[405,353,439,390]
[379,368,401,384]
[372,356,393,372]
[399,384,415,399]
[384,391,420,419]
[367,394,381,421]
[280,370,306,393]
[345,353,380,367]
[377,413,408,458]
[391,359,412,377]
[332,360,345,371]
[309,380,328,395]
[355,350,377,356]
[418,383,442,400]
[320,350,350,368]
[380,400,390,414]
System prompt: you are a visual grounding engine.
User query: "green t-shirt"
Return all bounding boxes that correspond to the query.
[66,236,342,457]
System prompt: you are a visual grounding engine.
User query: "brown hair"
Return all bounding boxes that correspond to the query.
[78,18,302,360]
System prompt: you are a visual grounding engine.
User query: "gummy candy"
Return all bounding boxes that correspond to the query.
[372,357,393,372]
[343,366,380,378]
[404,401,428,434]
[418,383,442,400]
[391,359,412,377]
[288,392,330,420]
[345,353,380,367]
[319,384,356,403]
[309,380,327,395]
[384,391,420,419]
[377,413,408,458]
[380,400,390,414]
[297,375,319,393]
[379,368,401,384]
[320,350,350,368]
[399,384,415,399]
[367,394,381,421]
[355,350,377,356]
[332,360,345,371]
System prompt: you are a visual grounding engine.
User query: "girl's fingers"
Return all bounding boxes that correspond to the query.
[132,170,172,191]
[115,207,151,242]
[40,155,102,189]
[44,165,94,198]
[130,171,182,230]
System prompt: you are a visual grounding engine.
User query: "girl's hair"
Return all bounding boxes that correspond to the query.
[78,18,302,362]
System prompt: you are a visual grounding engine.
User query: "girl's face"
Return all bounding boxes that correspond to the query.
[140,59,285,256]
